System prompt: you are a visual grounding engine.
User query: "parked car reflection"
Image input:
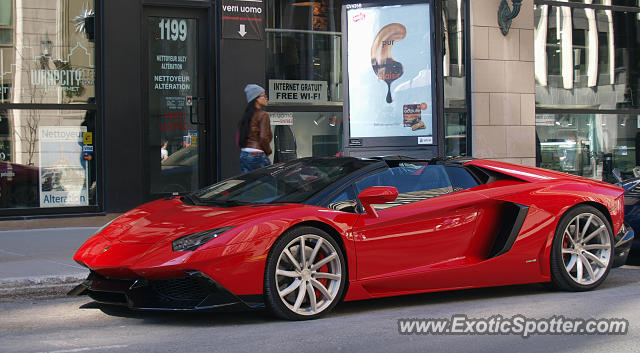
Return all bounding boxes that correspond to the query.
[159,145,198,193]
[0,161,39,208]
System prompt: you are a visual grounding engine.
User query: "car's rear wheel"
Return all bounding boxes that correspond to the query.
[550,205,613,291]
[264,227,346,320]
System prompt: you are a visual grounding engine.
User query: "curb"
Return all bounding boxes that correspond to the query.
[0,274,87,301]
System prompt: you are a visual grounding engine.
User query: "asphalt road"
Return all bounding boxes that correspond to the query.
[1,266,639,353]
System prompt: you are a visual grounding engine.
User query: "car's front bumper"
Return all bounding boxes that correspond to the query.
[613,223,634,268]
[68,270,264,311]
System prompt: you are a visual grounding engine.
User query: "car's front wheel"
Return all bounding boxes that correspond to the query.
[264,227,346,320]
[550,205,614,291]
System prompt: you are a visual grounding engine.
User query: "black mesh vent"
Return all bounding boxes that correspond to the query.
[150,276,210,302]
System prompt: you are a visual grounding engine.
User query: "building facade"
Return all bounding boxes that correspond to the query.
[0,0,638,218]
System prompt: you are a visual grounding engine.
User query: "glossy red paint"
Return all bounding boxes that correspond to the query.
[74,198,360,295]
[73,159,626,304]
[358,186,399,217]
[352,188,487,281]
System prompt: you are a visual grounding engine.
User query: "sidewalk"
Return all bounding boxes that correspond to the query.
[0,214,119,300]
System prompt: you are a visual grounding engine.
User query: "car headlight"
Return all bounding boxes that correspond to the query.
[172,226,234,251]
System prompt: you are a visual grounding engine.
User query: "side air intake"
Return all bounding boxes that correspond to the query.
[488,202,529,258]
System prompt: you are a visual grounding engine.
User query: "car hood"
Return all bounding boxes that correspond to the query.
[102,198,302,244]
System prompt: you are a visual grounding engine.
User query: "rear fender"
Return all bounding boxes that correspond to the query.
[479,181,623,277]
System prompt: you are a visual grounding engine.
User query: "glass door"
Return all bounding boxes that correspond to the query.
[145,8,208,195]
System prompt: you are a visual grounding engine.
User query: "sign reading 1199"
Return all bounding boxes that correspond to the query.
[158,19,187,41]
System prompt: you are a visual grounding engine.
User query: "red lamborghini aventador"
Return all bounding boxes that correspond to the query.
[70,156,634,320]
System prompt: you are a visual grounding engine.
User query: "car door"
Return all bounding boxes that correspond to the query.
[352,164,488,284]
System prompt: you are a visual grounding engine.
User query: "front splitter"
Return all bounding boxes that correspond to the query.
[69,270,264,311]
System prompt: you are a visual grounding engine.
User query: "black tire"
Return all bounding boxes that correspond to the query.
[264,226,346,320]
[550,205,614,291]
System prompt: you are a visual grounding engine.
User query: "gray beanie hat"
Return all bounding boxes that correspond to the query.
[244,84,265,103]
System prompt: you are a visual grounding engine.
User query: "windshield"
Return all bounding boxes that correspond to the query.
[192,157,374,205]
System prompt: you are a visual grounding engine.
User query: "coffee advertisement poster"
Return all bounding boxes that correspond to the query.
[346,3,433,139]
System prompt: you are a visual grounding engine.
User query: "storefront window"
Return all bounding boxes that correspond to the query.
[535,1,640,182]
[535,5,639,110]
[0,0,97,211]
[0,0,12,45]
[445,112,467,156]
[265,0,342,161]
[0,109,97,208]
[536,113,638,183]
[269,111,343,161]
[0,0,95,105]
[443,0,467,157]
[265,0,342,104]
[266,31,342,103]
[443,0,466,109]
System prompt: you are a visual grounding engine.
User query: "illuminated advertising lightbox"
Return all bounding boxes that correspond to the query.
[344,0,435,145]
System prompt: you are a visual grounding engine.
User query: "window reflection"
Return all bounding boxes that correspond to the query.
[266,0,342,104]
[442,0,466,108]
[536,113,638,183]
[443,0,467,158]
[534,4,640,109]
[0,109,97,209]
[0,0,12,46]
[535,1,640,182]
[269,112,342,161]
[265,2,344,161]
[445,112,467,157]
[0,0,96,105]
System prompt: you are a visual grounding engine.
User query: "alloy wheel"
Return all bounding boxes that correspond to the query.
[560,212,612,285]
[275,234,342,316]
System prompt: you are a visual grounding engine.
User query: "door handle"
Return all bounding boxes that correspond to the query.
[189,97,205,125]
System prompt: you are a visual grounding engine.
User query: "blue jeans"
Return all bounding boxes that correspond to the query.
[239,150,271,173]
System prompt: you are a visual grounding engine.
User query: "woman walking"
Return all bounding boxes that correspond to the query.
[238,84,273,173]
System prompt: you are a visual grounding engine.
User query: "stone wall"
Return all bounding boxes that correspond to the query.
[470,0,536,166]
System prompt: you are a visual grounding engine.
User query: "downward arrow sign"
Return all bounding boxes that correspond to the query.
[238,24,247,37]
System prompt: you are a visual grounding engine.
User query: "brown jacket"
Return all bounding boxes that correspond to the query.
[244,109,273,155]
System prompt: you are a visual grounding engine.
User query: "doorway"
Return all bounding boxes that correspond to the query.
[144,7,210,197]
